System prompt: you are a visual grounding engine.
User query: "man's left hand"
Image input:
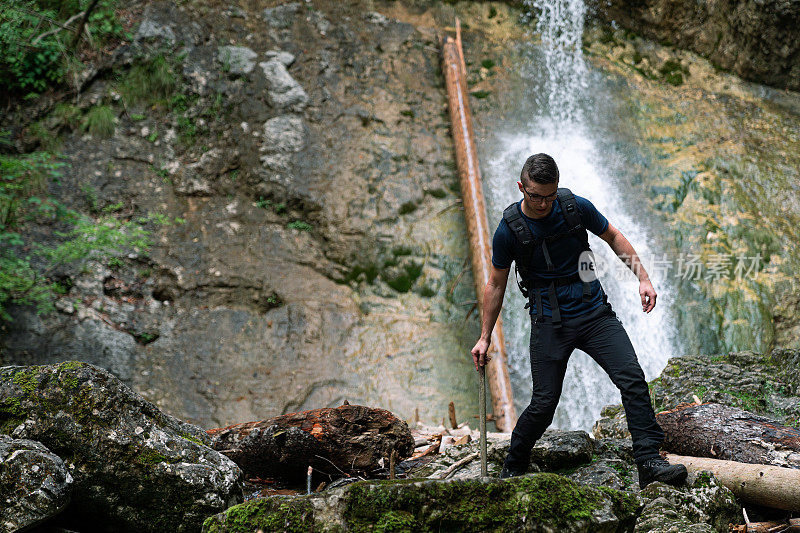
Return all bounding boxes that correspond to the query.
[640,280,657,313]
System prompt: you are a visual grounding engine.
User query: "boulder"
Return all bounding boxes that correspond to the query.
[258,60,309,111]
[634,472,739,532]
[0,435,72,532]
[647,349,800,427]
[202,473,643,532]
[0,361,243,532]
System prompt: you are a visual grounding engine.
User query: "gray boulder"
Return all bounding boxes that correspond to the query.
[258,60,309,111]
[0,435,72,532]
[262,3,301,29]
[0,361,242,532]
[634,472,739,532]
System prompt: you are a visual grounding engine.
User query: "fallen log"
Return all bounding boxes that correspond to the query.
[656,403,800,468]
[665,454,800,511]
[207,404,415,481]
[729,518,800,532]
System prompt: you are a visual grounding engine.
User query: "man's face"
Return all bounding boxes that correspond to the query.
[518,179,558,217]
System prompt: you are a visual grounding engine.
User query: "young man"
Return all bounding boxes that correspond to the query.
[470,153,687,489]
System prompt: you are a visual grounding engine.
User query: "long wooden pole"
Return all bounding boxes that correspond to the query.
[441,21,517,432]
[666,453,800,511]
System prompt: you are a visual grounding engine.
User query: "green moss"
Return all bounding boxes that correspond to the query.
[343,474,636,532]
[384,262,423,293]
[469,90,491,99]
[426,188,447,199]
[136,447,181,465]
[204,475,639,532]
[11,368,41,394]
[179,433,205,446]
[81,105,116,138]
[203,498,314,533]
[399,201,418,215]
[375,510,417,532]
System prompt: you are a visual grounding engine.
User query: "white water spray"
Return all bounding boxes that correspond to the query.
[484,0,679,430]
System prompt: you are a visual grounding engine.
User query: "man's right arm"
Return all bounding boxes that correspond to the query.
[480,264,511,343]
[471,264,510,371]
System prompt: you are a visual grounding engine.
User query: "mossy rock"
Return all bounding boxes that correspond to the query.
[0,362,243,532]
[202,473,643,532]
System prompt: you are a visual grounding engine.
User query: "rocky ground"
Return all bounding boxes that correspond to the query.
[0,359,755,532]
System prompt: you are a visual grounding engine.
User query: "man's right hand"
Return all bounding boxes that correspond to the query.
[471,338,492,372]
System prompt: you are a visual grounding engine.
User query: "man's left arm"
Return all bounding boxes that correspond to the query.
[599,223,657,313]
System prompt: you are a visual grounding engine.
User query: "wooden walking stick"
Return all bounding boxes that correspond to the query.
[479,365,488,477]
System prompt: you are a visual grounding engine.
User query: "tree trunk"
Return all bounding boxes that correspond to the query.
[206,404,414,481]
[656,403,800,468]
[666,454,800,511]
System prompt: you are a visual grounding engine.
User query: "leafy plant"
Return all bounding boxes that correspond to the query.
[0,144,178,322]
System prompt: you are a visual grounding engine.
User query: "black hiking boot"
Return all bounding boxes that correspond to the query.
[499,464,526,479]
[637,457,688,488]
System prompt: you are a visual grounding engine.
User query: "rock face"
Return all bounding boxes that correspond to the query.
[0,0,485,430]
[586,0,800,91]
[0,435,73,532]
[0,361,243,532]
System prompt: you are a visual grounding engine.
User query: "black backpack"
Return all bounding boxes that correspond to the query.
[501,187,594,325]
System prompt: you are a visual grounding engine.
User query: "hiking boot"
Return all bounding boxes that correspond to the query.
[499,464,526,479]
[637,457,688,488]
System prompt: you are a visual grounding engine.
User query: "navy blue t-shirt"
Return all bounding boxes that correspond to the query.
[492,195,610,319]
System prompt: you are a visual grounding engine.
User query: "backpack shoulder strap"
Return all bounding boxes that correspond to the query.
[556,187,582,230]
[502,202,537,296]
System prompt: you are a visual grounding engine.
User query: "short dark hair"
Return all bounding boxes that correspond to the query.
[520,153,559,185]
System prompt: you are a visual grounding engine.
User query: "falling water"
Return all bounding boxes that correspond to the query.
[483,0,681,430]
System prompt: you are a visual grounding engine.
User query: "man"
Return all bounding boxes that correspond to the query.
[470,153,687,489]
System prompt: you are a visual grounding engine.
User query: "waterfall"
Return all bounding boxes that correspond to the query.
[483,0,680,430]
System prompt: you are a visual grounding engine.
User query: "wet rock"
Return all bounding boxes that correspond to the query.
[0,435,72,532]
[634,471,739,532]
[217,46,258,75]
[0,362,243,533]
[202,473,642,532]
[258,59,309,111]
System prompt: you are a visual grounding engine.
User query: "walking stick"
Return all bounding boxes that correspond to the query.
[479,364,488,477]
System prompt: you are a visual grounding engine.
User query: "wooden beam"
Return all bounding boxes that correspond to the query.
[441,22,517,433]
[665,454,800,511]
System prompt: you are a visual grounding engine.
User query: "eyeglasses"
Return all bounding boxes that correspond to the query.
[522,188,558,203]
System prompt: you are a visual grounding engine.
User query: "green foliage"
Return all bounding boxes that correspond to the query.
[81,105,116,138]
[287,220,312,231]
[116,54,179,108]
[470,90,491,99]
[0,142,178,323]
[0,0,126,96]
